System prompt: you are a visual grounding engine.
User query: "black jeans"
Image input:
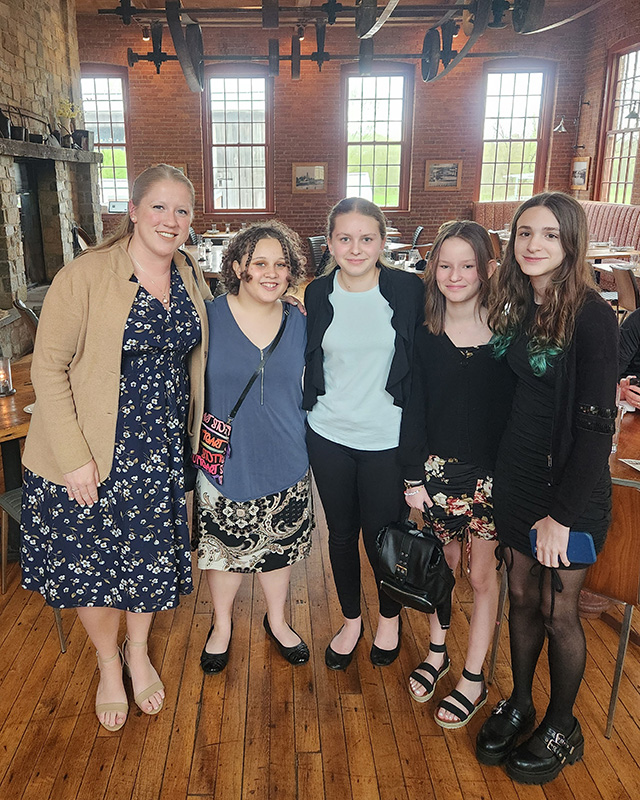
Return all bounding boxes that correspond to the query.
[306,426,403,620]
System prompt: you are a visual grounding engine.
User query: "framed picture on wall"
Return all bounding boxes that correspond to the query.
[425,160,462,191]
[570,156,590,189]
[292,163,327,193]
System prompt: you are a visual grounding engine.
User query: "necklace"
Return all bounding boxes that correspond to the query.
[129,252,171,307]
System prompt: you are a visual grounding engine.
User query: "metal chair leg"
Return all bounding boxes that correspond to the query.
[53,608,67,654]
[488,566,509,684]
[605,603,633,739]
[1,509,7,594]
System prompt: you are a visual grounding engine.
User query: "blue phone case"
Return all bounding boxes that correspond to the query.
[529,529,597,565]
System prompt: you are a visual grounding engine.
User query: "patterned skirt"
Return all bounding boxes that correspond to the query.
[423,455,497,547]
[194,471,313,573]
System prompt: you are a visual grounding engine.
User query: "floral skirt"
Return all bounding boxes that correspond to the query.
[194,471,313,573]
[423,455,496,547]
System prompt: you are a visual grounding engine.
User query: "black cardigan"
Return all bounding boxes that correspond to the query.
[618,307,640,379]
[399,329,517,479]
[303,266,425,411]
[533,290,618,527]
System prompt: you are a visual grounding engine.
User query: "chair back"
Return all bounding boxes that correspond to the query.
[612,265,640,314]
[487,230,503,262]
[411,226,424,248]
[307,235,329,275]
[13,298,38,338]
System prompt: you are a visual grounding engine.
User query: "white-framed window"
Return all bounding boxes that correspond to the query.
[343,65,413,210]
[80,72,129,206]
[600,47,640,204]
[204,69,271,212]
[479,68,549,202]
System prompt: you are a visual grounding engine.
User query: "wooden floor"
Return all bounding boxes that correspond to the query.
[1,493,639,800]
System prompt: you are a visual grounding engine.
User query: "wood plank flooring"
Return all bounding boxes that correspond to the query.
[1,491,639,800]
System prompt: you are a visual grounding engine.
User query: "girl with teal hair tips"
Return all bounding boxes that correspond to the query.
[477,193,618,785]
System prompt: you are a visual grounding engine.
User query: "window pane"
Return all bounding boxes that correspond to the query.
[479,69,544,202]
[600,49,640,204]
[345,74,406,209]
[81,75,128,205]
[207,75,268,210]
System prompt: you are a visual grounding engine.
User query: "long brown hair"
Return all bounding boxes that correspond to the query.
[488,192,594,373]
[423,220,496,335]
[221,220,306,295]
[91,164,195,252]
[323,196,393,273]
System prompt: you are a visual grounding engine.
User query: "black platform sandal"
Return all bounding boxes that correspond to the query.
[434,667,487,729]
[408,642,450,703]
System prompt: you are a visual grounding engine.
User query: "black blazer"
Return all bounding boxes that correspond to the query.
[303,265,425,412]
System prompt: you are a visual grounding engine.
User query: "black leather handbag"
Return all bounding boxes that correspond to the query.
[377,507,455,629]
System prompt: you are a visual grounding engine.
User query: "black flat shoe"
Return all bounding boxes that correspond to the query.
[325,622,364,671]
[200,623,232,675]
[506,718,584,785]
[263,614,310,665]
[370,616,402,667]
[476,699,536,766]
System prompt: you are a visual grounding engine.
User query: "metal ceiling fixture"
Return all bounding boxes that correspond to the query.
[104,1,609,92]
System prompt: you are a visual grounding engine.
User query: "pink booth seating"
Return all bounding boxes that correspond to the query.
[472,200,640,251]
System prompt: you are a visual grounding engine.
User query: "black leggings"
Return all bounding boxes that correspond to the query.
[306,426,403,620]
[502,545,588,732]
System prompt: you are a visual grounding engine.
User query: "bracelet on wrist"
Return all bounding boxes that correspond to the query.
[404,488,421,497]
[403,479,423,489]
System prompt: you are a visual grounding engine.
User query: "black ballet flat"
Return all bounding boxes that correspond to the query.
[263,614,310,665]
[370,616,402,667]
[200,623,232,675]
[325,622,364,671]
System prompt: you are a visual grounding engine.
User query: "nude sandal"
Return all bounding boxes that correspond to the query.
[123,637,165,715]
[95,650,128,732]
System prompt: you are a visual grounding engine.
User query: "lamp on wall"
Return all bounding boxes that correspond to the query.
[553,95,590,150]
[626,102,639,122]
[142,26,150,41]
[296,23,306,41]
[553,115,568,133]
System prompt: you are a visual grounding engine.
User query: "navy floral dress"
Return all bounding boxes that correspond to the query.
[20,266,202,612]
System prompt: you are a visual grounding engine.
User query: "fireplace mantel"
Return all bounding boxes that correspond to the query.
[0,138,102,164]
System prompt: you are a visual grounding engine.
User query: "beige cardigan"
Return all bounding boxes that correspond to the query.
[22,238,212,485]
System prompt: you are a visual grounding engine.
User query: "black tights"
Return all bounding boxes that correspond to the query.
[503,546,588,733]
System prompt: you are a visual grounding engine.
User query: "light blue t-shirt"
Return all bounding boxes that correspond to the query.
[307,278,402,450]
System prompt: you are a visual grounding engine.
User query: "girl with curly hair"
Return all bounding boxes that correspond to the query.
[476,193,618,785]
[399,220,515,728]
[194,221,313,673]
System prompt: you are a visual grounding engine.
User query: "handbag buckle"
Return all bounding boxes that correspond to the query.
[394,563,408,577]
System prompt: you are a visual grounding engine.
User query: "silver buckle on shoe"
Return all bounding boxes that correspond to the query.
[492,699,507,716]
[547,731,572,763]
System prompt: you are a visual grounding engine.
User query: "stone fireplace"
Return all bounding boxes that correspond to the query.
[0,138,103,358]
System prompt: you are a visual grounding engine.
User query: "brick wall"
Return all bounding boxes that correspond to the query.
[77,1,639,242]
[0,0,83,133]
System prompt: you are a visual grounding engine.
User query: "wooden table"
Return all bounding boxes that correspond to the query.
[582,409,640,735]
[587,247,640,261]
[0,354,34,551]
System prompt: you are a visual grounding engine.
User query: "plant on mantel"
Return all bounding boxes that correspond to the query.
[56,98,78,135]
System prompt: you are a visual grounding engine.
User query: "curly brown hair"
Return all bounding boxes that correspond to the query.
[220,220,307,295]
